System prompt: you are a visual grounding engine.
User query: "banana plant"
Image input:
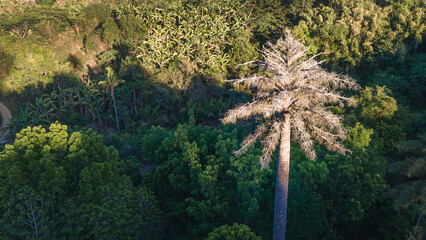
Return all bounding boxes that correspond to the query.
[136,2,249,80]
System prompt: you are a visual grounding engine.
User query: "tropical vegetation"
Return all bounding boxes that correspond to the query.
[0,0,424,239]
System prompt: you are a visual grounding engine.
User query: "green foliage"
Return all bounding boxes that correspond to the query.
[0,7,79,40]
[286,153,326,239]
[103,132,142,158]
[0,0,27,15]
[115,13,146,48]
[0,47,14,77]
[374,121,406,154]
[80,3,111,23]
[185,96,233,125]
[140,122,390,239]
[358,86,398,123]
[291,145,388,239]
[346,122,374,149]
[6,82,113,137]
[240,0,287,43]
[102,17,121,49]
[36,0,56,6]
[6,94,61,137]
[366,52,426,108]
[385,0,425,44]
[292,0,425,71]
[99,66,125,90]
[142,123,274,239]
[0,0,257,129]
[97,49,120,67]
[205,223,262,240]
[5,45,73,93]
[1,0,424,238]
[99,66,125,134]
[0,123,163,239]
[350,201,420,240]
[78,170,163,239]
[2,185,52,239]
[135,2,257,85]
[385,133,426,210]
[52,83,111,128]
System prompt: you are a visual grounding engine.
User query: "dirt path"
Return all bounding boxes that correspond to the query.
[0,102,11,141]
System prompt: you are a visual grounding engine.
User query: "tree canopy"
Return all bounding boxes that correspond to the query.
[0,123,163,239]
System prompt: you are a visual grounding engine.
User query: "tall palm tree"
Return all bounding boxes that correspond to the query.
[221,31,359,240]
[99,67,125,135]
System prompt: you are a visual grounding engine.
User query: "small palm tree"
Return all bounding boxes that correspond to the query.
[222,31,359,240]
[99,67,125,135]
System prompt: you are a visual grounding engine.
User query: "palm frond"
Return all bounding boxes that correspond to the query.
[224,30,358,165]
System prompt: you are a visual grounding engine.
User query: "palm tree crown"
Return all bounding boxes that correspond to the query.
[222,31,359,167]
[99,66,125,92]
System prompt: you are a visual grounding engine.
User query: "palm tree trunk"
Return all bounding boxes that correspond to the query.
[111,88,121,135]
[273,113,291,240]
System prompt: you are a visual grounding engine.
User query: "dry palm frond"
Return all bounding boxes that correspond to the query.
[234,123,267,156]
[222,31,359,164]
[260,121,282,168]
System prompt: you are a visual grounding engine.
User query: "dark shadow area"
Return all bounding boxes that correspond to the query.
[67,54,82,69]
[180,74,252,127]
[356,41,426,111]
[86,62,103,77]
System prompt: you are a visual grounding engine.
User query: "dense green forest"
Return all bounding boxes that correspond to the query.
[0,0,424,239]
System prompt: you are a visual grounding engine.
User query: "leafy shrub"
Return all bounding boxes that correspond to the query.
[36,0,56,6]
[205,223,262,240]
[358,86,398,124]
